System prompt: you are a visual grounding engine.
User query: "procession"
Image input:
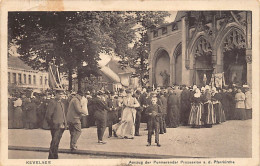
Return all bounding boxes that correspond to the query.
[8,83,252,158]
[7,10,253,159]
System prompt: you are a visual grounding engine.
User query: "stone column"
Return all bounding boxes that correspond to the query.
[182,16,190,85]
[246,11,252,88]
[170,56,174,85]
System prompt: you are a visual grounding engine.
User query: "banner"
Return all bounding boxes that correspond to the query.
[210,72,226,88]
[48,62,63,89]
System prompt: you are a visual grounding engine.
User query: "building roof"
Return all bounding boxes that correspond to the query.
[106,59,135,75]
[174,11,187,22]
[8,56,33,71]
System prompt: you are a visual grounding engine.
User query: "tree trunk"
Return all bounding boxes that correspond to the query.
[68,67,73,91]
[140,52,144,87]
[77,69,82,92]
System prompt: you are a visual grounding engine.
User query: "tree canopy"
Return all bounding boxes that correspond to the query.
[8,11,170,90]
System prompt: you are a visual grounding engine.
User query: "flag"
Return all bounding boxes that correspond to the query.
[48,62,63,89]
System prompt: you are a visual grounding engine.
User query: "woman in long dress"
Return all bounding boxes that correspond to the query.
[201,87,215,128]
[113,89,140,139]
[13,96,23,129]
[211,87,226,124]
[188,88,204,128]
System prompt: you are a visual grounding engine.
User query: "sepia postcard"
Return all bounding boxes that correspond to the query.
[0,0,259,166]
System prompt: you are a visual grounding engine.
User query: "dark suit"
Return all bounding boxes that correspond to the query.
[45,99,67,159]
[145,104,161,144]
[158,95,167,133]
[92,96,109,141]
[107,98,118,137]
[134,95,143,135]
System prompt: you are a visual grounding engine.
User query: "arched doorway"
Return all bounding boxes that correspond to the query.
[174,43,182,85]
[222,29,247,86]
[193,37,213,86]
[154,49,170,87]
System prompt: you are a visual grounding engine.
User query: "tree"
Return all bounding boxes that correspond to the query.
[8,11,170,90]
[114,12,170,87]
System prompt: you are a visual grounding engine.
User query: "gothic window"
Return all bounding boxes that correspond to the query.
[223,29,246,51]
[193,37,213,69]
[194,37,212,58]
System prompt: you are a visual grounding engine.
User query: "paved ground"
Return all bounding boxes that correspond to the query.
[8,150,116,159]
[8,120,252,159]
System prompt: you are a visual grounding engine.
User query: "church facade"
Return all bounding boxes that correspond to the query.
[148,11,252,88]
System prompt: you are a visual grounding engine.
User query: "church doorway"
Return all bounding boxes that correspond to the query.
[154,49,170,87]
[193,37,213,87]
[223,47,247,86]
[221,28,247,86]
[194,53,213,87]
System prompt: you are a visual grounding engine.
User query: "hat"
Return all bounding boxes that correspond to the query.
[205,85,210,90]
[70,91,76,95]
[201,87,205,91]
[212,87,217,92]
[151,92,157,97]
[194,88,201,98]
[135,90,141,95]
[125,89,132,94]
[192,85,197,91]
[55,88,64,94]
[243,85,249,88]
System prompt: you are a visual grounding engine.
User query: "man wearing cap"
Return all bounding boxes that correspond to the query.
[45,89,67,159]
[66,91,84,151]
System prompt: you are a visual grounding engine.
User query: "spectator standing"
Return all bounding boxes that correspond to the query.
[45,89,67,159]
[92,91,110,144]
[235,88,247,120]
[13,94,23,129]
[66,91,84,151]
[243,85,252,119]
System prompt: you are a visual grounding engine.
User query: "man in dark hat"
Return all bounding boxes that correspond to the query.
[66,90,84,151]
[92,91,110,144]
[45,88,67,159]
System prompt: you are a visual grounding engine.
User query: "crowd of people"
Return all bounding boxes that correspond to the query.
[8,84,252,159]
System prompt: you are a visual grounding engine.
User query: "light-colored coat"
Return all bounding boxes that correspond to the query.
[245,91,252,109]
[81,96,88,116]
[66,95,83,124]
[235,92,245,109]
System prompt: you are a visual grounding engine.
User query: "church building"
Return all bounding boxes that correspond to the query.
[148,11,252,88]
